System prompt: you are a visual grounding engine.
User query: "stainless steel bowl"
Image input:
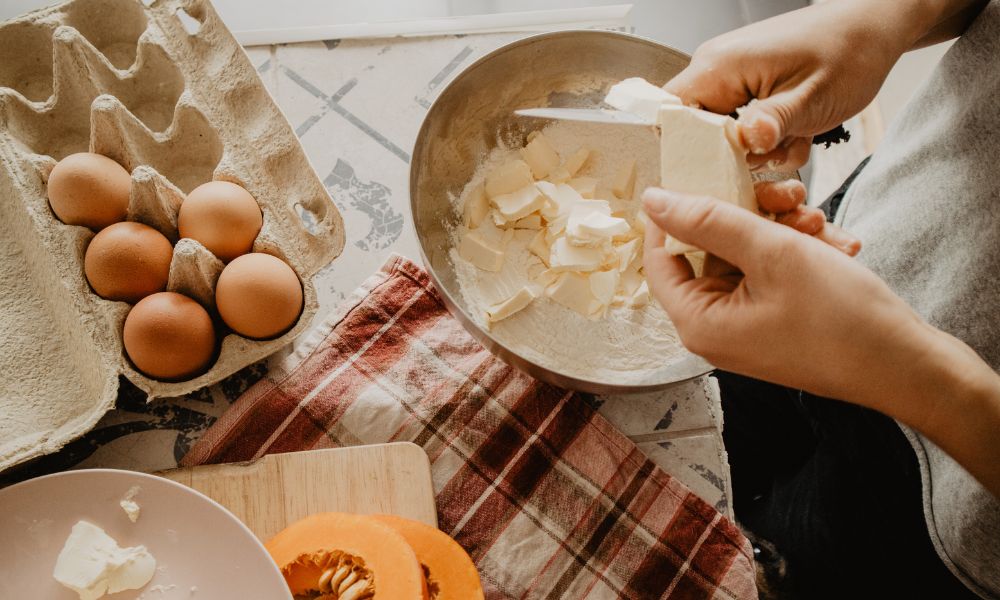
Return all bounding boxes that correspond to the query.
[410,29,712,394]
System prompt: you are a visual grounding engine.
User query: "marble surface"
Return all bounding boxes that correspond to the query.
[6,32,732,518]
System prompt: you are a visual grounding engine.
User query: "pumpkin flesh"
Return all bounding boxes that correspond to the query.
[266,512,428,600]
[371,514,484,600]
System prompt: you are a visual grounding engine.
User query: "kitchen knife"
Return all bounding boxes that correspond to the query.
[514,107,652,126]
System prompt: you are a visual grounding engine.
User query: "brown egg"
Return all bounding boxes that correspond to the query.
[178,181,263,263]
[47,152,131,230]
[123,292,216,380]
[215,253,303,339]
[84,221,173,304]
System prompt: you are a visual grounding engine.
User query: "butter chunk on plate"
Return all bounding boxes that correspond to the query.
[54,520,156,600]
[657,104,757,255]
[0,469,290,600]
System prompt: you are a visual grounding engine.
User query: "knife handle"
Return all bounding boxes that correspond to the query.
[813,124,850,147]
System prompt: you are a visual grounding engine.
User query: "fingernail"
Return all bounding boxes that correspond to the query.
[821,225,862,256]
[743,111,780,155]
[642,189,672,214]
[643,195,667,215]
[776,178,807,199]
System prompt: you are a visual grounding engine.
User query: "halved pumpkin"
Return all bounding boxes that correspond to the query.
[266,512,428,599]
[371,514,484,600]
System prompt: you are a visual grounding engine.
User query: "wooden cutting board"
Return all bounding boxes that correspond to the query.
[160,442,437,541]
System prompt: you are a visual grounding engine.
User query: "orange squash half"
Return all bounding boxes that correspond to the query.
[371,514,484,600]
[266,512,428,599]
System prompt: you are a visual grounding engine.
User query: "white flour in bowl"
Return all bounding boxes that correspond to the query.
[448,120,688,384]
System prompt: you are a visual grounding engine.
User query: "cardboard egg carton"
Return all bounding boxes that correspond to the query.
[0,0,345,471]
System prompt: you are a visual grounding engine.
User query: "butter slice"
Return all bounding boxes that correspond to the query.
[491,209,509,228]
[463,182,489,228]
[566,198,610,223]
[54,521,156,600]
[618,267,643,296]
[545,216,567,239]
[546,272,602,317]
[627,280,651,307]
[658,104,757,254]
[460,231,504,272]
[521,133,561,179]
[536,181,582,219]
[486,286,536,325]
[528,229,550,265]
[589,269,620,315]
[605,77,682,123]
[485,160,534,199]
[491,185,546,221]
[549,238,605,272]
[614,238,641,272]
[566,201,630,247]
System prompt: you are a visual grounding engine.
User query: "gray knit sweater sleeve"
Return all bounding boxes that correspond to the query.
[835,2,1000,596]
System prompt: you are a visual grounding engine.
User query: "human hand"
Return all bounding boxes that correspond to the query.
[642,187,919,406]
[643,187,1000,497]
[664,0,926,172]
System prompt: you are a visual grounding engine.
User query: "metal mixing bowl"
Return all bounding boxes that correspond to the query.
[409,29,712,394]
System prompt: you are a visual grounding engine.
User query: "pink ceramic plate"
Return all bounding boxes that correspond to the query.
[0,469,292,599]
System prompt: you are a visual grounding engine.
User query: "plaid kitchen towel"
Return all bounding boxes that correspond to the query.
[182,255,756,600]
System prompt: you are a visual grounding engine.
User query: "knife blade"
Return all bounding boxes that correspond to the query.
[514,108,652,126]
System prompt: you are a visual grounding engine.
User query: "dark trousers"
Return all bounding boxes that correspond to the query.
[719,372,978,599]
[719,157,976,598]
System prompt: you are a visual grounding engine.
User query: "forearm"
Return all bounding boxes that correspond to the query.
[832,0,987,53]
[859,322,1000,498]
[910,0,989,48]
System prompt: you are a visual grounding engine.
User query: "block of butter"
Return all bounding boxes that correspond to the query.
[605,77,681,123]
[657,104,757,254]
[53,520,156,600]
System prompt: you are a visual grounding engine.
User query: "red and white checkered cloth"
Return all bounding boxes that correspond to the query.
[182,255,755,599]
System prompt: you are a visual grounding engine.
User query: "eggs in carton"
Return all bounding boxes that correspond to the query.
[0,0,345,471]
